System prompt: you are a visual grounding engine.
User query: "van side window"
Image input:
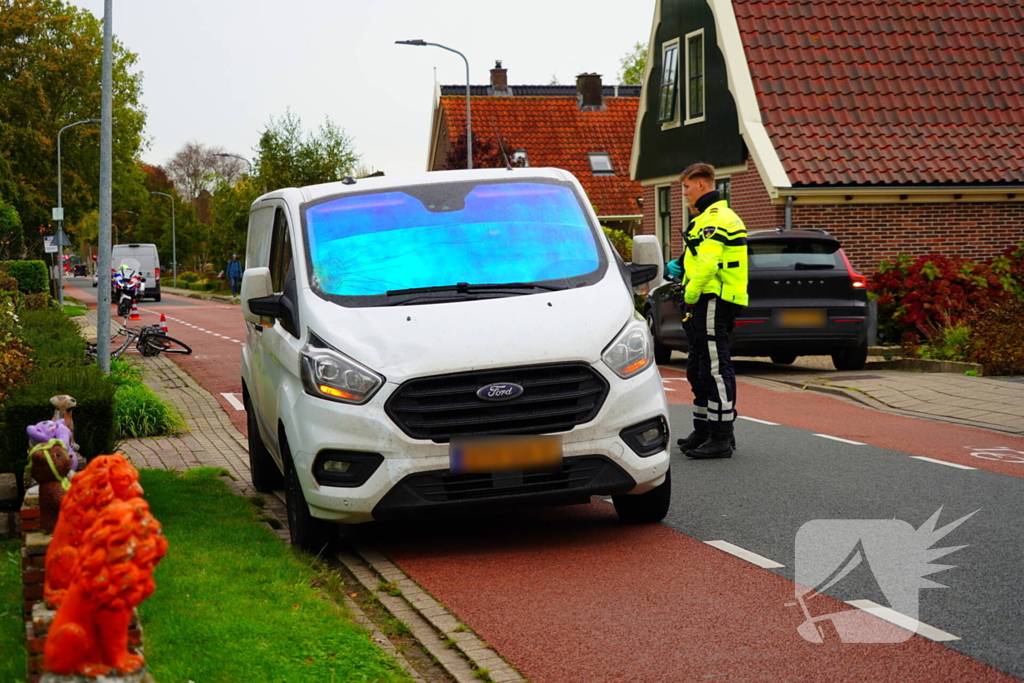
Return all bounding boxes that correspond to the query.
[268,208,292,294]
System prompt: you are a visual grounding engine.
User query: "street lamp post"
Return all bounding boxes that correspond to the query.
[396,39,472,169]
[150,192,176,288]
[214,152,253,175]
[55,118,101,305]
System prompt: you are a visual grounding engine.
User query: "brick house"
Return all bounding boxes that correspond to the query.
[428,63,645,234]
[630,0,1024,272]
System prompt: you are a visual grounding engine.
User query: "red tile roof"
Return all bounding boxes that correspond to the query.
[437,96,643,217]
[734,0,1024,186]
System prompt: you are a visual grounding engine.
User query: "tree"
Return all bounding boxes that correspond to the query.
[209,177,261,273]
[619,41,648,85]
[440,133,525,171]
[254,110,359,191]
[0,0,147,257]
[0,196,23,260]
[164,141,246,202]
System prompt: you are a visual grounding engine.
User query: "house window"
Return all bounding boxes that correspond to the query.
[685,30,705,123]
[715,178,730,203]
[512,149,529,167]
[658,40,680,123]
[657,186,672,261]
[588,152,614,175]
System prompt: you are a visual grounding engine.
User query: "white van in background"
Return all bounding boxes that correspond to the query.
[110,243,161,301]
[240,168,670,552]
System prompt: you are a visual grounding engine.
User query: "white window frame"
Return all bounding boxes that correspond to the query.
[684,29,706,125]
[658,38,681,130]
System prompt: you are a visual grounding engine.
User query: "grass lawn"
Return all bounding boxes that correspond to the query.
[0,469,411,683]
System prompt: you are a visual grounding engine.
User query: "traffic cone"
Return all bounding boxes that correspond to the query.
[159,313,168,334]
[129,300,141,321]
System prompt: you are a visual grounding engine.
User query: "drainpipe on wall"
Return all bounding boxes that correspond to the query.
[785,195,794,231]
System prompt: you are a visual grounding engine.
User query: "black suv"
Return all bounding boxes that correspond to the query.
[644,229,870,371]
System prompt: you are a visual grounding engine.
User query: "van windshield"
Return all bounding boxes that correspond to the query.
[303,179,603,304]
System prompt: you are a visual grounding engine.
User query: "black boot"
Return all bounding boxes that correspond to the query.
[676,431,709,451]
[685,435,734,459]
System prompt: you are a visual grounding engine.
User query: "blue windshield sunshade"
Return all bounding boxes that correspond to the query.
[305,182,600,296]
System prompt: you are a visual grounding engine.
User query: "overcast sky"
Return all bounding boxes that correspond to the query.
[73,0,656,178]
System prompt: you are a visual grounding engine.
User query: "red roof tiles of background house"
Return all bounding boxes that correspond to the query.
[733,0,1024,186]
[438,96,643,217]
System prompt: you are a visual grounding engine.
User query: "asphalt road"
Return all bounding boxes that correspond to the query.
[64,277,1024,681]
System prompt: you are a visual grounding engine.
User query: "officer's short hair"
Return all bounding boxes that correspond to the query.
[680,163,716,184]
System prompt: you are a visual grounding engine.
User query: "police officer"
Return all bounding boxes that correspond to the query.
[666,163,749,459]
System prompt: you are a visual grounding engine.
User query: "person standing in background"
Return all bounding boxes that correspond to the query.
[226,254,244,296]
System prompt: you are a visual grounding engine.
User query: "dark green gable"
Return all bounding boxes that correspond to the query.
[634,0,747,180]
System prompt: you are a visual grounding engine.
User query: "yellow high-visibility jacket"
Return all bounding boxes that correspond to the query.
[682,200,749,306]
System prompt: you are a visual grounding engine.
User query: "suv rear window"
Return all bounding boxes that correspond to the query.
[748,239,841,270]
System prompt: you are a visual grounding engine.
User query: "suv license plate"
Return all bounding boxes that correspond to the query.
[778,308,827,328]
[450,436,562,474]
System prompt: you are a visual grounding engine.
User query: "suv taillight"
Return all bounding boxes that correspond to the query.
[839,249,867,289]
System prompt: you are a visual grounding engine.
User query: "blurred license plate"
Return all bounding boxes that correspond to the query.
[450,436,562,474]
[778,308,827,328]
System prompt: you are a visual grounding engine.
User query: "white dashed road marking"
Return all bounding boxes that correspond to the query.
[845,600,960,642]
[705,540,785,569]
[813,434,866,446]
[911,456,976,470]
[738,416,779,426]
[220,393,245,411]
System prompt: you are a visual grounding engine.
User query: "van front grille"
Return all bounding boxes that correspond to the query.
[384,363,609,442]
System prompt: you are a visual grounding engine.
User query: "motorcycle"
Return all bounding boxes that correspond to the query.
[112,258,145,319]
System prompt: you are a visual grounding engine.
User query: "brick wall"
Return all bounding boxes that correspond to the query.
[729,157,785,233]
[793,203,1024,275]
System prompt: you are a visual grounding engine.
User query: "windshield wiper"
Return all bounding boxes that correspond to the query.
[793,262,835,270]
[386,282,564,297]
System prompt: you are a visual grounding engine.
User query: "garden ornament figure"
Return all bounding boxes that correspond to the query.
[26,437,73,534]
[50,394,81,469]
[43,497,167,677]
[44,453,144,609]
[27,419,77,471]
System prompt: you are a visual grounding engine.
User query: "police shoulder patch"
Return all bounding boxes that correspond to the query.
[709,207,718,214]
[703,226,717,238]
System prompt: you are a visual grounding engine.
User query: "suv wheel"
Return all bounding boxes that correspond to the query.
[769,353,798,365]
[244,390,283,493]
[645,310,672,365]
[612,470,672,523]
[282,435,336,554]
[832,340,868,371]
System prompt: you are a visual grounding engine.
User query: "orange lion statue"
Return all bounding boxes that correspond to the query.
[43,497,168,677]
[44,453,143,609]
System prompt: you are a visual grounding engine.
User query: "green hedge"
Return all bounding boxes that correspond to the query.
[2,260,48,294]
[20,308,87,365]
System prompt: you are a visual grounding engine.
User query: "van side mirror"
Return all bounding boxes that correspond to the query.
[241,267,272,324]
[628,263,658,286]
[631,236,665,295]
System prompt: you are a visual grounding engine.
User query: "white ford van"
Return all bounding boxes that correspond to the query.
[240,168,671,551]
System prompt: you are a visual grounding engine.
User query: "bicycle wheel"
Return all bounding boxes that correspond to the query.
[139,332,192,355]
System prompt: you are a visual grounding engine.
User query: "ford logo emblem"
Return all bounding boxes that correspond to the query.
[476,382,524,402]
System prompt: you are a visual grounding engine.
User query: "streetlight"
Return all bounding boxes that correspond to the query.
[396,39,472,169]
[150,192,176,288]
[55,118,101,305]
[214,152,253,175]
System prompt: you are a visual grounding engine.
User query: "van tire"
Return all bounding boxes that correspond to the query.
[281,432,335,554]
[244,391,283,493]
[152,292,161,302]
[612,470,672,523]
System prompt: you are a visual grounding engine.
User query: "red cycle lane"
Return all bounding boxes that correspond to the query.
[660,366,1024,480]
[376,502,1015,683]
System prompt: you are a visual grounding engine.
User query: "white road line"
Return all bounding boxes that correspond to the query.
[910,456,977,470]
[845,600,960,642]
[661,377,688,382]
[814,434,866,446]
[738,416,779,426]
[705,540,785,569]
[220,393,245,411]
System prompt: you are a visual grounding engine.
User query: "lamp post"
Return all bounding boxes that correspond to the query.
[214,152,253,175]
[149,192,176,288]
[55,118,101,305]
[396,39,472,169]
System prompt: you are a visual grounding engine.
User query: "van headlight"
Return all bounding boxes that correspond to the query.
[300,332,384,404]
[601,314,654,379]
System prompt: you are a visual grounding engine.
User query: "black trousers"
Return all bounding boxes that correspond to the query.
[684,293,742,437]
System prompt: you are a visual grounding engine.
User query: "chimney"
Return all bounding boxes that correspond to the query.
[490,60,509,95]
[576,73,605,111]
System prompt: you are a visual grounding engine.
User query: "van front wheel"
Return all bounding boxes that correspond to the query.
[285,455,336,555]
[612,470,672,523]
